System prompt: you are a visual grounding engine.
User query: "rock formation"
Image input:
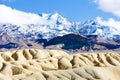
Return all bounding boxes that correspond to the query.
[0,49,120,80]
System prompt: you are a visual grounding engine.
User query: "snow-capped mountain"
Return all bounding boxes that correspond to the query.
[0,13,75,39]
[78,20,120,40]
[1,14,120,41]
[0,4,120,41]
[0,4,74,39]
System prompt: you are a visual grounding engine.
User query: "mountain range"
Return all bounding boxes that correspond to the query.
[0,13,120,51]
[1,13,120,40]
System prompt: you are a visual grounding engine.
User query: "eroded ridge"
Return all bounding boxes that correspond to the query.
[13,66,120,80]
[0,49,120,80]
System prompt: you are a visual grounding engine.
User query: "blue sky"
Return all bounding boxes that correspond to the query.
[0,0,119,21]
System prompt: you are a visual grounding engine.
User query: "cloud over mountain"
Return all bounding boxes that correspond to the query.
[92,0,120,31]
[0,4,42,25]
[0,4,71,27]
[96,17,120,31]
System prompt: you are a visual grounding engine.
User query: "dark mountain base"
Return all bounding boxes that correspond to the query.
[0,33,120,52]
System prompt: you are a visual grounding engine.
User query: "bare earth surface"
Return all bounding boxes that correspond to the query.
[0,49,120,80]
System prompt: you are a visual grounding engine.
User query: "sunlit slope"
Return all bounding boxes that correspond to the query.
[0,49,120,80]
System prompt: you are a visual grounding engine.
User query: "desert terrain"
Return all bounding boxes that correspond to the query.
[0,49,120,80]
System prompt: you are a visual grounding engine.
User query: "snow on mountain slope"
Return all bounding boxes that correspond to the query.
[0,4,120,40]
[78,20,120,40]
[0,5,73,39]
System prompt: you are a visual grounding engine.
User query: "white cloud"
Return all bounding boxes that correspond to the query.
[0,4,71,27]
[96,17,120,31]
[93,0,120,17]
[0,4,44,25]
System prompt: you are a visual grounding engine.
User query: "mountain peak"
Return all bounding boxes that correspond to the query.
[0,5,120,41]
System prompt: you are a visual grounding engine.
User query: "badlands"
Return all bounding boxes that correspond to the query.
[0,49,120,80]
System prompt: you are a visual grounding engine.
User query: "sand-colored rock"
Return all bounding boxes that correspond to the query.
[13,66,120,80]
[0,49,120,80]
